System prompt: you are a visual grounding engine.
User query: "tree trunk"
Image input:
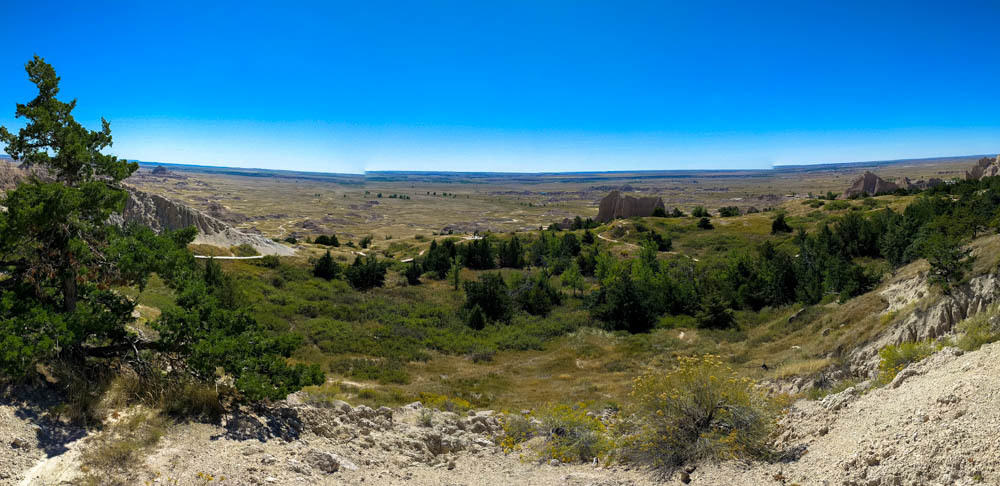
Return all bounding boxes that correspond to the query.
[63,268,77,312]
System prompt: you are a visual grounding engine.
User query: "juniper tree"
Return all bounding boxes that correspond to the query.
[0,57,322,399]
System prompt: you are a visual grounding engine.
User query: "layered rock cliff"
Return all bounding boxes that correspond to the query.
[595,190,665,222]
[966,155,1000,180]
[111,188,295,256]
[838,171,900,199]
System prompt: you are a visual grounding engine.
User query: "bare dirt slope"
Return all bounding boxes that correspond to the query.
[696,342,1000,486]
[5,398,656,486]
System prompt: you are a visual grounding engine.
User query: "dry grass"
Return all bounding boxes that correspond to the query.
[78,410,169,486]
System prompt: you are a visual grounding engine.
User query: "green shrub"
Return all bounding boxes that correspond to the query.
[499,404,610,463]
[464,273,513,323]
[257,254,281,268]
[329,357,411,385]
[404,261,422,285]
[624,355,781,472]
[824,200,851,211]
[955,304,1000,351]
[718,206,741,217]
[418,392,473,412]
[345,254,388,290]
[313,251,341,280]
[231,243,259,257]
[771,213,793,234]
[499,414,536,451]
[876,340,937,385]
[314,234,340,247]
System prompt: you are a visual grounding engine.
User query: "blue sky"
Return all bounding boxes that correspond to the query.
[1,1,999,174]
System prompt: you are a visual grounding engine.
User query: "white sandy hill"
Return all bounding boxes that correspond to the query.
[8,342,1000,486]
[4,397,656,486]
[696,342,1000,486]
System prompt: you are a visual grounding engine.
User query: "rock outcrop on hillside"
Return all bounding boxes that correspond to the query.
[4,396,655,486]
[848,271,1000,377]
[700,341,1000,485]
[0,160,23,192]
[966,155,1000,180]
[902,176,944,191]
[595,190,665,222]
[111,188,294,255]
[838,171,900,199]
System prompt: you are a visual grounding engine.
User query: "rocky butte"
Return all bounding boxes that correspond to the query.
[966,155,1000,180]
[838,171,900,199]
[595,190,665,222]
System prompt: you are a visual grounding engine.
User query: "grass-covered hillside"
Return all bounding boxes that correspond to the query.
[127,176,1000,414]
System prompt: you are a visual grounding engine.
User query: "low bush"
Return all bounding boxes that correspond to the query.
[418,392,473,412]
[499,404,610,463]
[230,243,259,257]
[875,340,937,385]
[257,254,281,268]
[956,304,1000,351]
[824,200,851,211]
[535,403,611,463]
[623,355,781,473]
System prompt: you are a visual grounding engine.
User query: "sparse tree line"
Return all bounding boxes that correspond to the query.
[365,176,998,333]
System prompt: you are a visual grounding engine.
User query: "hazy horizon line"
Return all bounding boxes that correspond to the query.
[1,152,993,177]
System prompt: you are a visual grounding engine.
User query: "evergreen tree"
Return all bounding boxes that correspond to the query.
[771,212,793,234]
[696,295,736,330]
[466,304,487,330]
[449,257,462,290]
[498,235,525,268]
[560,261,585,296]
[405,261,422,285]
[423,239,456,279]
[0,57,323,398]
[514,271,562,316]
[345,254,387,290]
[561,232,581,257]
[461,236,496,269]
[592,272,656,333]
[313,250,341,280]
[463,273,513,323]
[922,233,974,292]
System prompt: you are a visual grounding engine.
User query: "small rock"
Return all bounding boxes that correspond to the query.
[937,394,961,405]
[890,368,921,389]
[447,460,456,470]
[306,450,341,474]
[10,438,28,449]
[287,459,312,475]
[261,454,277,465]
[548,459,561,467]
[678,471,691,484]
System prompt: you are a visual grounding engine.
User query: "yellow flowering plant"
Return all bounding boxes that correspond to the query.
[623,355,782,472]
